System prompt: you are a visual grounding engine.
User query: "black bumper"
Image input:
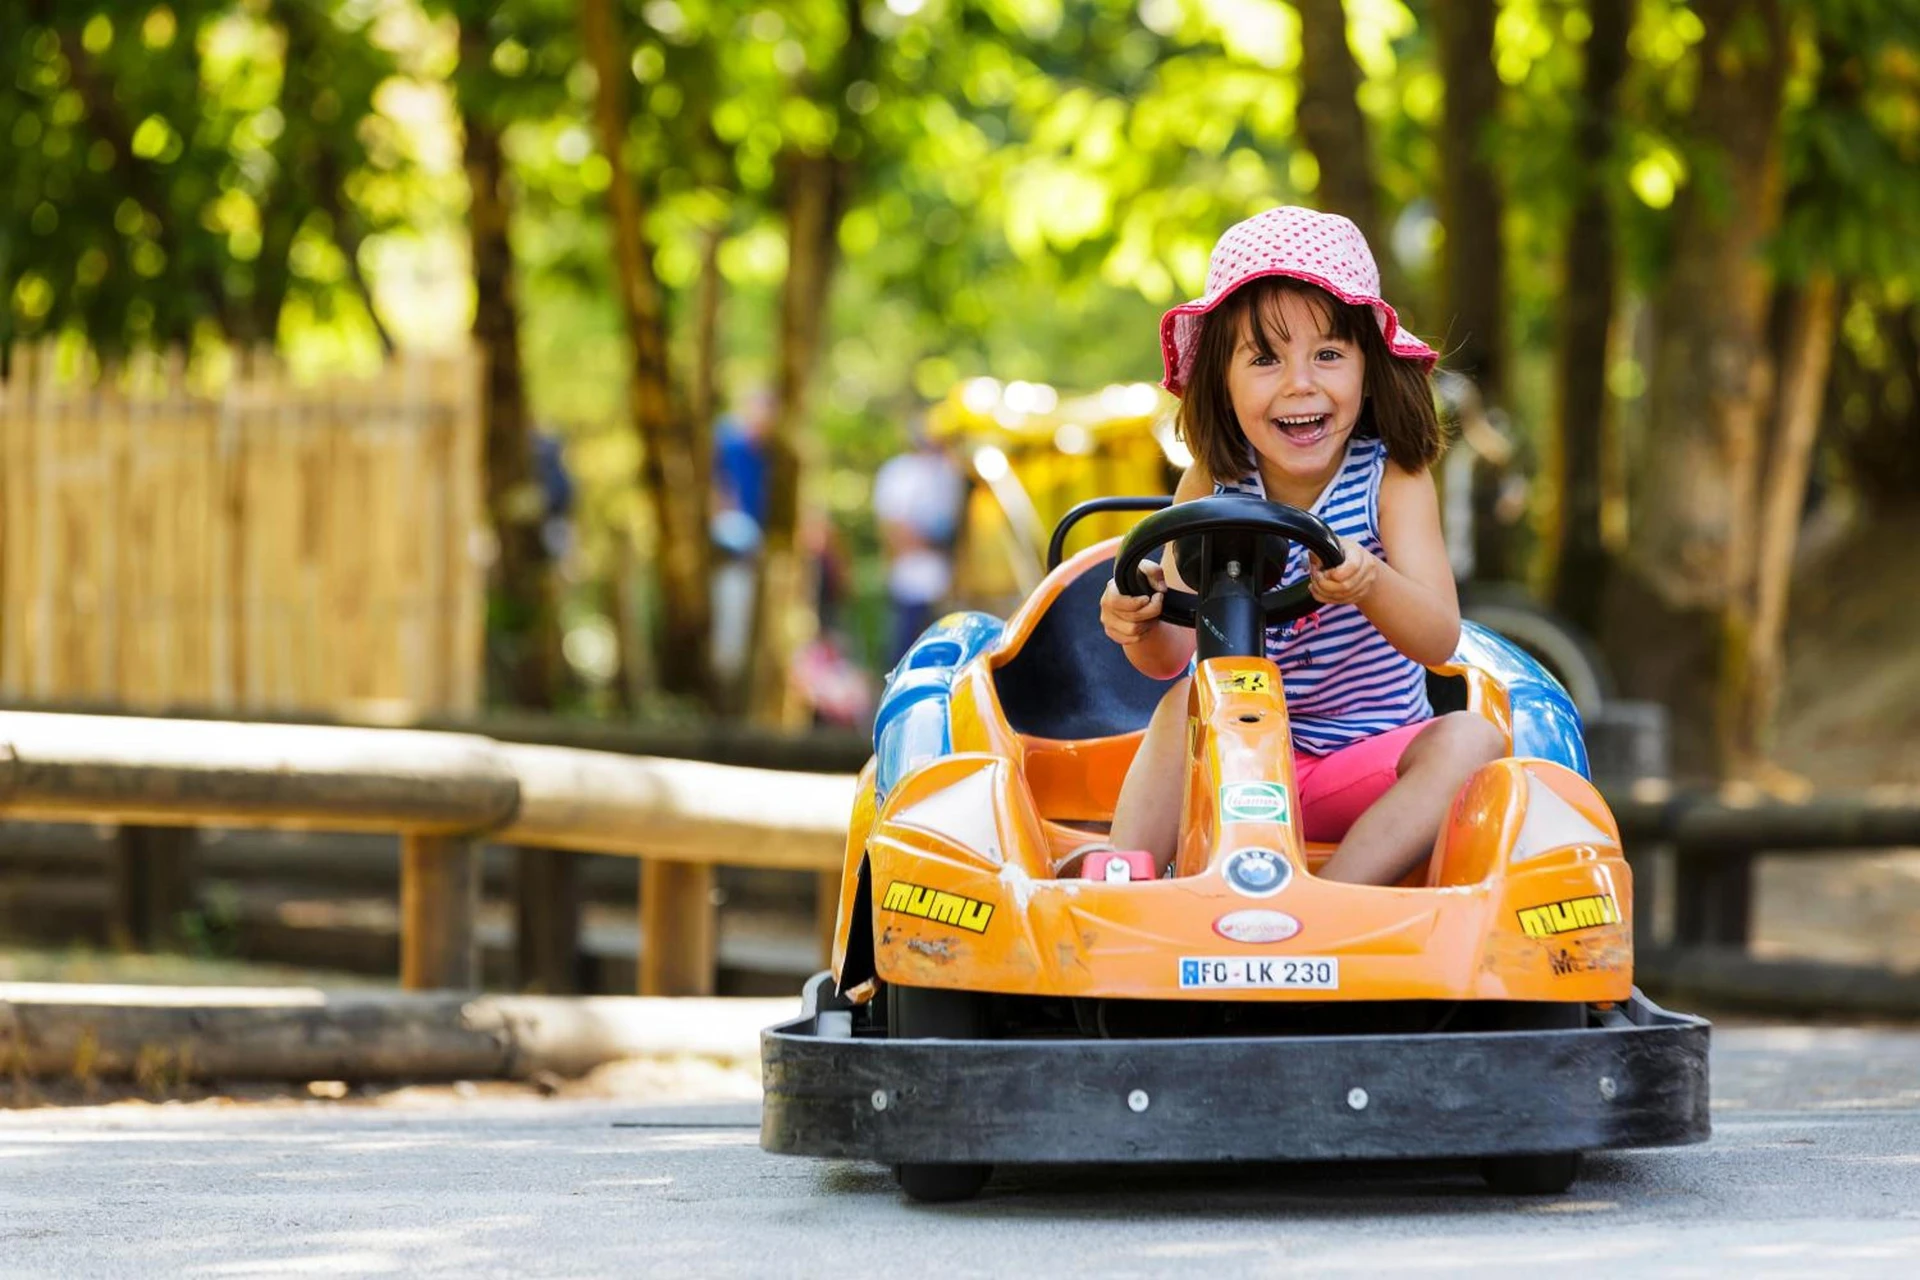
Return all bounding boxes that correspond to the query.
[760,975,1710,1164]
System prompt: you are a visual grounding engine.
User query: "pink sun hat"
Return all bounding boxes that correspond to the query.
[1158,205,1437,397]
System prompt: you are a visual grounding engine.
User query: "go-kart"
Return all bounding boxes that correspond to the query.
[761,494,1709,1202]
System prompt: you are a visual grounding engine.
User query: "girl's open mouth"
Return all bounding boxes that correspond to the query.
[1272,414,1330,445]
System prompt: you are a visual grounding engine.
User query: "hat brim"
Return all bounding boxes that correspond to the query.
[1158,268,1437,397]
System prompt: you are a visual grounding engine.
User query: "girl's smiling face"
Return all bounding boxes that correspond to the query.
[1226,288,1367,501]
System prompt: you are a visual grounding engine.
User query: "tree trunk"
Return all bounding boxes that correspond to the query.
[1733,274,1836,772]
[748,154,842,724]
[1547,0,1630,636]
[746,0,869,724]
[578,0,712,706]
[456,26,562,711]
[1292,0,1383,254]
[689,225,724,448]
[1432,0,1514,581]
[1603,0,1788,778]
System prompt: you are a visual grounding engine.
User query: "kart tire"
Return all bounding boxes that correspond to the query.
[1481,1151,1582,1195]
[893,1161,992,1204]
[887,982,993,1203]
[1479,1000,1584,1194]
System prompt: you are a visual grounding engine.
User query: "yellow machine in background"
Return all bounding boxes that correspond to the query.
[929,378,1185,614]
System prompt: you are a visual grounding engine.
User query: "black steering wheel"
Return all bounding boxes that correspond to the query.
[1113,494,1345,629]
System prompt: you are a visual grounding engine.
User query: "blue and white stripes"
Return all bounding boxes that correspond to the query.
[1215,436,1432,756]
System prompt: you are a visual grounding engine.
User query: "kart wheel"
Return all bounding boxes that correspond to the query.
[893,1161,992,1204]
[886,982,990,1039]
[1482,1151,1582,1195]
[1480,1001,1585,1194]
[887,983,992,1203]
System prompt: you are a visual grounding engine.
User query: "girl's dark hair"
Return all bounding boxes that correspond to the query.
[1176,277,1442,483]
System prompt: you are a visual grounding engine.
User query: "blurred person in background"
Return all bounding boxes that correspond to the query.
[709,388,775,686]
[794,510,875,728]
[874,413,968,667]
[532,428,576,565]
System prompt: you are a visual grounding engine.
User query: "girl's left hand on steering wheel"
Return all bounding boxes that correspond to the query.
[1308,535,1377,606]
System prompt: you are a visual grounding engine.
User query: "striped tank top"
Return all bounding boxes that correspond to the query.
[1212,436,1432,756]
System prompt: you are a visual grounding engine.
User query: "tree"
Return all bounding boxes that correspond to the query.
[1291,0,1384,252]
[579,0,713,706]
[3,0,395,355]
[263,0,396,352]
[1432,0,1516,582]
[1731,5,1920,769]
[1548,0,1631,637]
[748,0,874,724]
[1606,0,1790,776]
[434,0,569,710]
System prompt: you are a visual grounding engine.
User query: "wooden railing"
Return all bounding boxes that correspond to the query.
[1611,780,1920,947]
[0,711,852,994]
[4,707,1917,1008]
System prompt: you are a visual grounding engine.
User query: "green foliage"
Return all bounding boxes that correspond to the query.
[1,1,410,359]
[1777,8,1920,287]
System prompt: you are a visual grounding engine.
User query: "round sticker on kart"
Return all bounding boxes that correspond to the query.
[1223,847,1293,898]
[1213,909,1302,943]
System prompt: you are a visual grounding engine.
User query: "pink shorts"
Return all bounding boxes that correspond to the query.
[1295,720,1432,844]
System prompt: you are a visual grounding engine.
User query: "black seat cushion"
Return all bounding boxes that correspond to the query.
[994,556,1178,740]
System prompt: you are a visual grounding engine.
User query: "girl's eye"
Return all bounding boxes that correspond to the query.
[1316,348,1344,361]
[1249,354,1277,367]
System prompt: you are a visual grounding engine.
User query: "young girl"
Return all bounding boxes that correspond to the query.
[1098,206,1505,886]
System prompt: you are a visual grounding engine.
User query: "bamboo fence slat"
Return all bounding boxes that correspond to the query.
[0,345,485,719]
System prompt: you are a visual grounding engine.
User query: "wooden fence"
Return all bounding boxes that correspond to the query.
[4,708,1920,1008]
[0,344,485,719]
[0,710,853,995]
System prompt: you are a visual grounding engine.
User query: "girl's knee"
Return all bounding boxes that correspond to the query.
[1151,676,1191,721]
[1406,712,1505,774]
[1441,711,1507,766]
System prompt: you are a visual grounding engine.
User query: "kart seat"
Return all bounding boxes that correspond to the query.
[994,554,1178,740]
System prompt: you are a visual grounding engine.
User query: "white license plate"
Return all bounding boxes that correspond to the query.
[1179,956,1339,990]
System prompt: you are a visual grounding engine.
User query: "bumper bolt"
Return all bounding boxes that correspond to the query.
[1599,1076,1618,1101]
[1128,1089,1150,1113]
[870,1089,888,1111]
[1347,1087,1369,1111]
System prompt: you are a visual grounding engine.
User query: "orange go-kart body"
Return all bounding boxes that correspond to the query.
[828,540,1632,1010]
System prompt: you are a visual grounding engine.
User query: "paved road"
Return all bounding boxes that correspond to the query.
[5,1024,1920,1278]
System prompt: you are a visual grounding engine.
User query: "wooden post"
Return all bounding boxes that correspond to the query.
[638,858,716,996]
[1624,839,1665,950]
[109,825,197,951]
[401,832,480,990]
[514,847,582,994]
[1671,843,1754,949]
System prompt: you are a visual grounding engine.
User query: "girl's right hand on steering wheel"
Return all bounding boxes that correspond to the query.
[1101,560,1166,646]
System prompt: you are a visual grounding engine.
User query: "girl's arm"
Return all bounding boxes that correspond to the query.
[1099,464,1208,679]
[1308,463,1461,667]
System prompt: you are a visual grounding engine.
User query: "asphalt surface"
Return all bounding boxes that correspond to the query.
[5,1024,1920,1278]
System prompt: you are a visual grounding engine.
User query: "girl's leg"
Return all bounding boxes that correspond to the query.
[1315,712,1506,886]
[1109,677,1192,874]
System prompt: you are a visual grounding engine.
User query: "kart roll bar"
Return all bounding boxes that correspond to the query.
[1047,496,1172,570]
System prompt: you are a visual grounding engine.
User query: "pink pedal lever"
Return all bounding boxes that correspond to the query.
[1083,850,1157,883]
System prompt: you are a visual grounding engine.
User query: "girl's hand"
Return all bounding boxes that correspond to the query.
[1308,536,1379,606]
[1101,560,1167,645]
